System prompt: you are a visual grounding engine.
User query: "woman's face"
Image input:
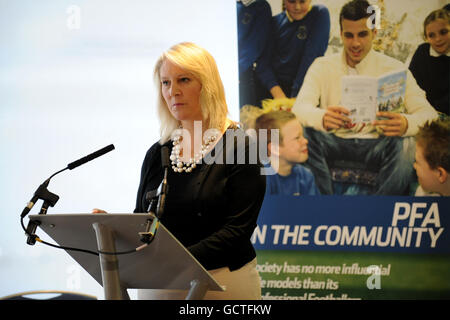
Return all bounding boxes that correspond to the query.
[284,0,311,21]
[425,18,450,55]
[159,59,203,123]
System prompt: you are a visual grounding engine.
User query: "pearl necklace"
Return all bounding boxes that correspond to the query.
[170,133,218,173]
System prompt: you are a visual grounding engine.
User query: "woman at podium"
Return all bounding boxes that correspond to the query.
[133,42,266,299]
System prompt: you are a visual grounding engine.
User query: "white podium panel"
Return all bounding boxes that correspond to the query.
[29,213,223,299]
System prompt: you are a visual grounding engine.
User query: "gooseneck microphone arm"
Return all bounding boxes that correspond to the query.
[156,146,170,219]
[20,144,115,245]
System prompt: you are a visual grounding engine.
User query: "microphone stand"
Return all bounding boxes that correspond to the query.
[20,144,115,245]
[23,179,61,245]
[139,193,159,244]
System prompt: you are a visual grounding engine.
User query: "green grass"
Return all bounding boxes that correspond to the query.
[256,250,450,300]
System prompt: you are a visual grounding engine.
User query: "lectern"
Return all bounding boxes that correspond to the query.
[28,213,224,300]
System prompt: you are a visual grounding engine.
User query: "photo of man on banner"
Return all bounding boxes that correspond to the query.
[238,0,449,301]
[292,0,438,195]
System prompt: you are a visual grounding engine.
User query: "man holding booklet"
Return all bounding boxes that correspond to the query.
[292,0,438,195]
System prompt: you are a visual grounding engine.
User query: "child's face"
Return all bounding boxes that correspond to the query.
[414,143,440,193]
[425,18,450,55]
[284,0,311,21]
[278,119,309,164]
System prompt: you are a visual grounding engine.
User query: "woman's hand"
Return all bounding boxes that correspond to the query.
[92,208,107,214]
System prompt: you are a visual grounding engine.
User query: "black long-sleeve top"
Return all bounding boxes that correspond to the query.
[409,43,449,115]
[134,127,266,271]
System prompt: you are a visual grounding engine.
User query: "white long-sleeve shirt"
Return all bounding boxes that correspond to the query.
[292,49,438,139]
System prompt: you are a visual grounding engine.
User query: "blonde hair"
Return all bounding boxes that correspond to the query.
[423,9,450,40]
[153,42,228,144]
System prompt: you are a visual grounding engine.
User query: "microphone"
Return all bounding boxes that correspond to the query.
[21,195,39,219]
[21,144,115,245]
[67,144,115,170]
[156,146,170,219]
[161,146,170,169]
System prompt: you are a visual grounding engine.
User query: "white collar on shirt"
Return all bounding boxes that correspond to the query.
[340,49,377,75]
[429,45,450,57]
[238,0,257,6]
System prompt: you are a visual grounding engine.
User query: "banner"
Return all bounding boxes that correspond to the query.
[238,0,450,300]
[253,196,450,299]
